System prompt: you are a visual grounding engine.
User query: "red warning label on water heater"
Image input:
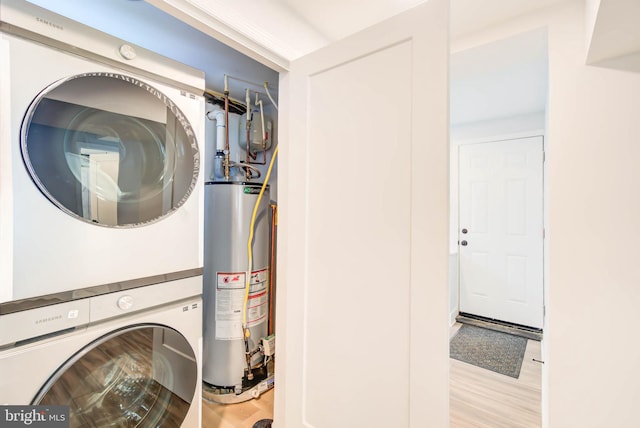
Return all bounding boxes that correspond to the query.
[247,268,268,328]
[214,269,269,340]
[217,272,245,290]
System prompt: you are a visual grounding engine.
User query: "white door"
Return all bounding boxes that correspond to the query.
[458,136,544,328]
[276,1,449,427]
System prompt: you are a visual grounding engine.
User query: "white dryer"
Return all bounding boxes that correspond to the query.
[0,277,203,427]
[0,0,205,303]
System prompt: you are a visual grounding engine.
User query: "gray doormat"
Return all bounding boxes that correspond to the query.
[450,324,528,378]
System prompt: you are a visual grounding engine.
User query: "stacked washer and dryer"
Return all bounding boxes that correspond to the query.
[0,1,205,426]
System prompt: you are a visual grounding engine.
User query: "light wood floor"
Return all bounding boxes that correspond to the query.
[202,324,542,427]
[450,323,542,427]
[202,389,274,428]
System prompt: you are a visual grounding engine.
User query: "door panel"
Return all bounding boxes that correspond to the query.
[305,40,412,428]
[277,0,449,426]
[459,136,544,328]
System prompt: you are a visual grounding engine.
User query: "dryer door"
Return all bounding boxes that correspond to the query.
[21,72,199,227]
[32,325,198,427]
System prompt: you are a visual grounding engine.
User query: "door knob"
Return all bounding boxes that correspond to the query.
[461,240,468,246]
[462,228,468,234]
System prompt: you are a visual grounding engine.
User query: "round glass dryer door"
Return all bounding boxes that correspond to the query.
[21,73,200,227]
[33,325,198,427]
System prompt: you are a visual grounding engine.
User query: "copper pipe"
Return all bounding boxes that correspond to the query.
[247,120,257,161]
[268,203,277,336]
[245,118,267,166]
[246,145,267,165]
[245,122,267,165]
[224,89,230,180]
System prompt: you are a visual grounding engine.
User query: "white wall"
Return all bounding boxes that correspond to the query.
[454,1,640,425]
[585,0,601,52]
[547,2,640,425]
[448,252,458,325]
[450,28,548,125]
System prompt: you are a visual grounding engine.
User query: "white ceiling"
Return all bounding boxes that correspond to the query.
[280,0,426,42]
[177,0,567,61]
[450,0,567,40]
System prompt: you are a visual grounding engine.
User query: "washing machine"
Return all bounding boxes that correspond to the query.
[0,276,203,427]
[0,0,205,303]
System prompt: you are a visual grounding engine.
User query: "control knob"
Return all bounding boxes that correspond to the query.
[117,295,134,311]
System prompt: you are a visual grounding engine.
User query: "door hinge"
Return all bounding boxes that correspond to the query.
[542,150,546,162]
[543,228,546,239]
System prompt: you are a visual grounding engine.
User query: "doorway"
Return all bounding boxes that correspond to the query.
[458,136,544,329]
[449,27,549,426]
[449,27,548,329]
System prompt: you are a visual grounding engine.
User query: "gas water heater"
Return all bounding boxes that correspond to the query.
[202,81,277,402]
[202,181,271,391]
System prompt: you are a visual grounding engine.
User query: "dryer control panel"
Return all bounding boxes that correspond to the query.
[89,276,202,322]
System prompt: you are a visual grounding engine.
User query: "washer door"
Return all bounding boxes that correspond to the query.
[21,72,199,227]
[32,325,198,427]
